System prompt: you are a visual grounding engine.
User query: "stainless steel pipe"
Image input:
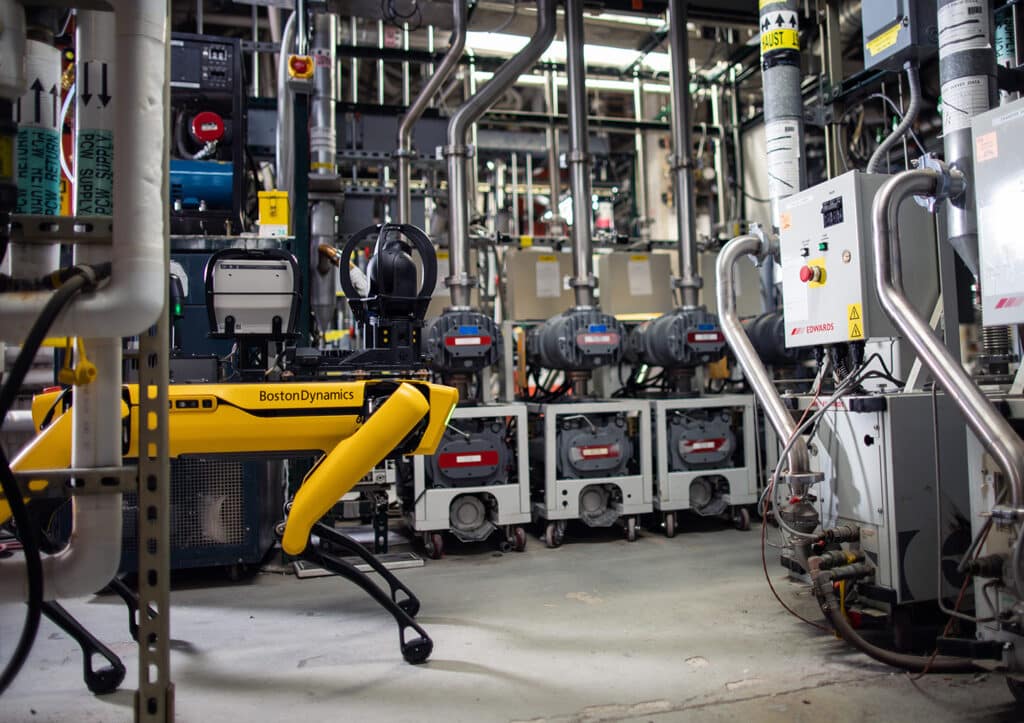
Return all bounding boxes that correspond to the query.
[717,233,811,474]
[668,0,701,307]
[445,0,556,309]
[565,0,596,308]
[871,169,1024,513]
[397,0,467,225]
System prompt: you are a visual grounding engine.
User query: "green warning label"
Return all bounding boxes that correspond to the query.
[77,129,113,215]
[16,126,60,215]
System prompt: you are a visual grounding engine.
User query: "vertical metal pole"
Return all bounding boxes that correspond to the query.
[668,0,700,307]
[350,17,359,103]
[196,0,203,34]
[251,5,260,98]
[545,65,562,230]
[565,0,596,307]
[729,66,744,219]
[377,20,385,105]
[427,25,436,76]
[820,0,844,179]
[632,73,649,240]
[710,83,729,231]
[402,22,411,107]
[526,153,535,235]
[295,0,308,56]
[510,152,520,236]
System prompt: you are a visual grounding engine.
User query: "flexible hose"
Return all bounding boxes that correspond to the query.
[813,575,983,674]
[866,63,922,174]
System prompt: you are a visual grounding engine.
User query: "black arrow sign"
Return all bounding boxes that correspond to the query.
[775,14,785,27]
[49,85,58,126]
[789,13,798,28]
[30,79,43,124]
[98,63,111,107]
[762,17,769,31]
[81,61,92,106]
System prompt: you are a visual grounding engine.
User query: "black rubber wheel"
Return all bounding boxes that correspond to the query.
[512,526,527,552]
[626,516,638,542]
[664,512,676,538]
[544,522,563,548]
[86,664,126,696]
[734,507,751,531]
[397,596,420,618]
[401,636,433,665]
[424,532,444,560]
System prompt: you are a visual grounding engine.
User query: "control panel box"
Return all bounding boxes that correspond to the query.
[779,171,938,348]
[861,0,937,71]
[973,96,1024,325]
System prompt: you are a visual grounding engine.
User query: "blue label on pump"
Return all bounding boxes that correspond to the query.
[458,325,480,334]
[697,323,715,331]
[588,324,607,332]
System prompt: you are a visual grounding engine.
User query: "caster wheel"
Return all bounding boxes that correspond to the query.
[512,526,527,552]
[397,596,420,618]
[401,636,433,665]
[544,522,563,548]
[86,664,126,696]
[423,532,444,559]
[626,516,637,542]
[664,512,676,538]
[733,508,751,531]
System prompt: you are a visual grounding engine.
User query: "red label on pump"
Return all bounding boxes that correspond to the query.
[578,333,619,346]
[576,445,620,459]
[682,438,726,454]
[687,331,723,344]
[444,335,492,347]
[438,450,500,469]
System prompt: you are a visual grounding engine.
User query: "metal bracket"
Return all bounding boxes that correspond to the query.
[10,215,113,246]
[6,466,136,501]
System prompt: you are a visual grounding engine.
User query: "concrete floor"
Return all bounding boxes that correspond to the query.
[1,521,1018,722]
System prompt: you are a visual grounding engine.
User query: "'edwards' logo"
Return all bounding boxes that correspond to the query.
[258,388,357,404]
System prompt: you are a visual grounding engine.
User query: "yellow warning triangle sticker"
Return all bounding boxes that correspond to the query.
[850,323,862,338]
[848,306,860,320]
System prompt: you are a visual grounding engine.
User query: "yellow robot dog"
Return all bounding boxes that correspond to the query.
[12,376,457,664]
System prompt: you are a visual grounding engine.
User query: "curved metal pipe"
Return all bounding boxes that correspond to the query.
[716,233,810,473]
[445,0,556,309]
[396,0,467,225]
[872,169,1024,512]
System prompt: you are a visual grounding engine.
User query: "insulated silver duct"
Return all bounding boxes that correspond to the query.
[759,0,807,227]
[566,0,596,308]
[397,0,467,225]
[667,0,700,308]
[938,0,997,276]
[444,0,556,309]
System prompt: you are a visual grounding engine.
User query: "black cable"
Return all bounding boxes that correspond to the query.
[730,181,771,204]
[0,442,42,696]
[0,265,107,696]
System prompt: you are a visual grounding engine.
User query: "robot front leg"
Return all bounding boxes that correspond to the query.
[300,538,433,665]
[41,601,126,695]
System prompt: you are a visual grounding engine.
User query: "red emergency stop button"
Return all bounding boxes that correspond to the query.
[288,55,313,79]
[799,265,824,284]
